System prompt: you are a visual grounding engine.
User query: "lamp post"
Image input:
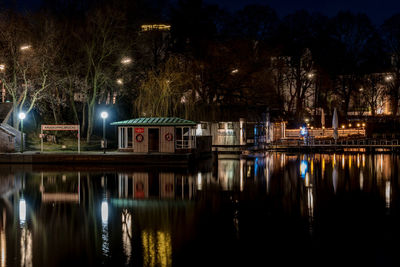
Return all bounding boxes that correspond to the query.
[19,112,26,153]
[101,111,108,154]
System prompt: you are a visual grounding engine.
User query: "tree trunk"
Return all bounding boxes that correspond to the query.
[86,101,95,143]
[69,88,80,125]
[82,102,87,138]
[391,94,399,116]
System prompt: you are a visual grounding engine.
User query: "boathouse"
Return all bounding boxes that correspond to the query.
[111,117,198,153]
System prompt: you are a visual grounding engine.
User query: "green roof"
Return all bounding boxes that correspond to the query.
[111,117,197,126]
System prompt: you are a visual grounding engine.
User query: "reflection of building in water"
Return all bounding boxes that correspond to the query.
[40,173,80,203]
[122,209,132,265]
[218,160,240,191]
[117,172,197,200]
[142,230,172,267]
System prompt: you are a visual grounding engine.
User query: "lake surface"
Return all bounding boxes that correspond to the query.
[0,153,400,266]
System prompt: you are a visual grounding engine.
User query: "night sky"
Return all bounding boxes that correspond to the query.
[13,0,400,25]
[205,0,400,25]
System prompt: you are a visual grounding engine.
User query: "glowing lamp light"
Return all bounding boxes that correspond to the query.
[348,123,352,127]
[101,111,108,119]
[18,112,26,120]
[300,127,308,136]
[20,45,31,51]
[121,57,132,65]
[300,160,308,179]
[101,201,108,224]
[19,199,26,223]
[231,68,239,74]
[362,123,366,127]
[116,78,123,85]
[357,123,360,127]
[341,125,345,129]
[0,64,5,71]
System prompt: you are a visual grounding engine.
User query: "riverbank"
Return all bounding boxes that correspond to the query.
[0,151,212,166]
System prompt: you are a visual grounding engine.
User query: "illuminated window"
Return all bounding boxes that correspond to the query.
[227,123,234,129]
[141,24,171,32]
[218,123,225,129]
[201,123,207,129]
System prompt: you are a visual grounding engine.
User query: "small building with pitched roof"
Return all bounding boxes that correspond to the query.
[111,117,198,153]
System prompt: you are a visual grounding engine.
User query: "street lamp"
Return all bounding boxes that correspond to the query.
[101,111,108,154]
[19,112,26,153]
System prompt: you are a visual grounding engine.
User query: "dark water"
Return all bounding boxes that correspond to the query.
[0,153,400,266]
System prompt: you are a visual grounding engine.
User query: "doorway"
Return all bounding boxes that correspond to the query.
[148,128,160,152]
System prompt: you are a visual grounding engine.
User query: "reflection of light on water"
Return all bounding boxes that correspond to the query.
[360,171,364,191]
[20,227,32,267]
[386,181,391,209]
[122,210,132,264]
[240,159,245,192]
[381,155,383,173]
[0,228,5,267]
[265,156,270,194]
[307,187,314,219]
[197,173,202,191]
[333,154,336,167]
[322,157,325,179]
[332,167,338,194]
[101,201,109,257]
[342,155,345,169]
[218,160,236,191]
[310,160,314,175]
[101,201,108,224]
[300,161,308,179]
[362,154,365,167]
[357,154,360,168]
[349,156,351,169]
[19,199,26,225]
[142,230,172,267]
[305,173,310,187]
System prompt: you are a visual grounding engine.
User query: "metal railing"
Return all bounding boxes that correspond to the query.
[272,139,400,147]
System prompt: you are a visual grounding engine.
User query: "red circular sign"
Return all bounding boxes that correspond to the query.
[136,134,144,142]
[165,132,173,141]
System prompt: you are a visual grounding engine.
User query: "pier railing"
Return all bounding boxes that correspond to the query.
[271,139,400,148]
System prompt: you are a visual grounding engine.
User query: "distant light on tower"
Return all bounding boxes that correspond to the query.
[231,68,239,74]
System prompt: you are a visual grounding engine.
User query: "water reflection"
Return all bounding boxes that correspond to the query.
[0,154,397,266]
